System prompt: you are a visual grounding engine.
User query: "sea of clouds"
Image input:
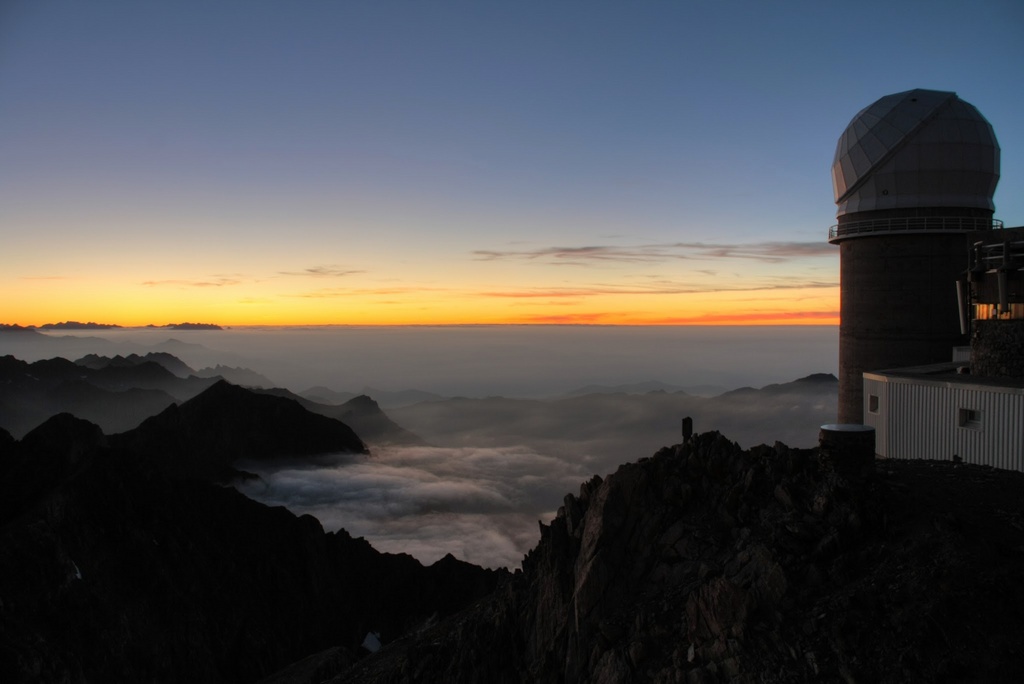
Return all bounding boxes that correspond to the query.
[5,325,839,569]
[236,444,598,569]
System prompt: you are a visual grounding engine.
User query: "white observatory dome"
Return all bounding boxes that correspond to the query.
[832,89,999,217]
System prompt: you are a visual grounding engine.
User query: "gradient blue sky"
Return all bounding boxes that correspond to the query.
[2,0,1021,325]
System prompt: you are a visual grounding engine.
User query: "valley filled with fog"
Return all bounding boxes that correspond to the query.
[1,325,838,568]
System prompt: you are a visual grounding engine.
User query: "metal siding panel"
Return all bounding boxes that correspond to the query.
[951,388,1023,470]
[873,369,1024,470]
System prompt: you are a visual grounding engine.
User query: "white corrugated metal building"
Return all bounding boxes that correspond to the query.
[863,363,1024,471]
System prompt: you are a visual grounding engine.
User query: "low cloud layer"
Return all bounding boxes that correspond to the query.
[236,445,596,569]
[238,380,837,570]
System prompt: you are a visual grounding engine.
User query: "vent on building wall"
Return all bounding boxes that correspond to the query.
[958,408,983,429]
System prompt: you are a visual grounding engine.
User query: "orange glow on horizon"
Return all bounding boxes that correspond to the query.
[5,308,839,328]
[5,273,840,328]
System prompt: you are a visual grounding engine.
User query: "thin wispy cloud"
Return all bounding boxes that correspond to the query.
[479,278,837,300]
[656,310,840,324]
[142,277,243,288]
[473,241,836,266]
[287,285,451,299]
[473,245,681,265]
[278,266,365,278]
[519,309,839,325]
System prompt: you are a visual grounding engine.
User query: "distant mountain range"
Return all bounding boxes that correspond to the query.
[25,321,224,330]
[0,353,422,450]
[37,321,122,330]
[0,355,216,438]
[0,343,839,465]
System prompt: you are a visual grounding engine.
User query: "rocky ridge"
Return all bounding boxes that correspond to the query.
[336,432,1024,683]
[0,413,502,683]
[2,357,1022,682]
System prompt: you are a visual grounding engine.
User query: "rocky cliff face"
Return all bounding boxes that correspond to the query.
[338,432,1024,683]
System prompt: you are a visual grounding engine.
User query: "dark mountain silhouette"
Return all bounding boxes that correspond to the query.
[257,388,424,446]
[75,351,196,377]
[0,355,217,438]
[193,363,275,387]
[0,415,502,683]
[113,380,369,480]
[331,394,425,446]
[42,381,176,436]
[37,321,122,330]
[0,324,41,334]
[165,322,223,330]
[77,351,276,387]
[300,385,359,404]
[718,372,838,398]
[300,385,447,409]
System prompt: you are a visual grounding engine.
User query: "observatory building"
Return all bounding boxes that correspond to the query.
[828,89,1024,471]
[862,224,1024,471]
[829,89,1002,423]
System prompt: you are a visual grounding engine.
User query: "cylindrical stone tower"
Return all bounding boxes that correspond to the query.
[829,89,1001,423]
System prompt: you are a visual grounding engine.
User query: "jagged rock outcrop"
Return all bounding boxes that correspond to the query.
[338,432,1024,683]
[0,414,503,683]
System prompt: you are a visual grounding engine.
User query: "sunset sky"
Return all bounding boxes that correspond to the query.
[2,1,1022,327]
